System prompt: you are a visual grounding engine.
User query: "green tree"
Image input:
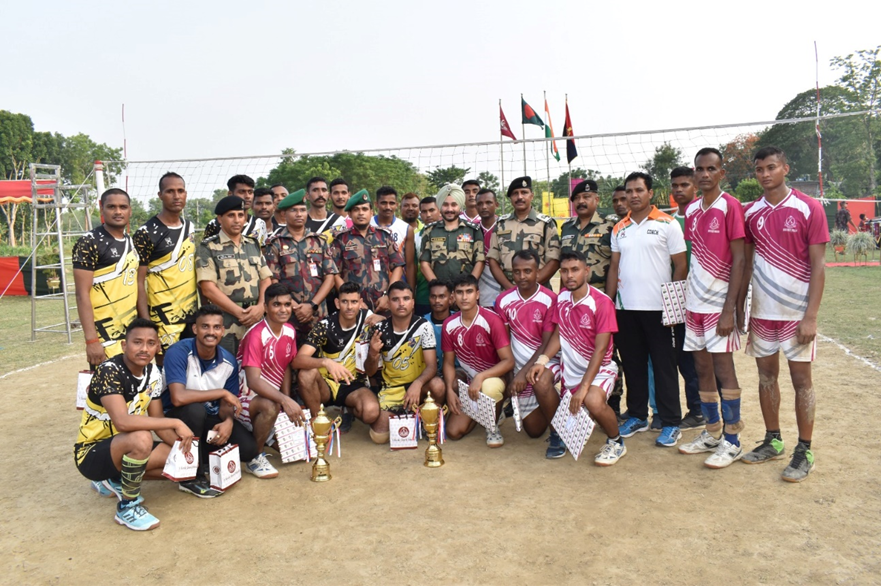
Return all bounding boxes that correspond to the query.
[642,142,683,192]
[476,171,499,194]
[426,165,469,190]
[719,133,760,189]
[183,197,215,228]
[0,111,35,245]
[734,178,763,203]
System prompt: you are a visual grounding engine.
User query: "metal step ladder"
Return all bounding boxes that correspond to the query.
[29,164,95,344]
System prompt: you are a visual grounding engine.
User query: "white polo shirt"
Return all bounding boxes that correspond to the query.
[610,206,686,311]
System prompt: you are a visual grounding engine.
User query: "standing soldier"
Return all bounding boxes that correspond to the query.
[419,184,485,286]
[203,175,267,245]
[73,188,140,366]
[487,176,561,291]
[264,189,338,339]
[133,172,198,363]
[330,189,405,314]
[196,196,272,355]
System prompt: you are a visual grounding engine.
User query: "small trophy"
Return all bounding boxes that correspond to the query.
[310,405,332,482]
[420,394,444,468]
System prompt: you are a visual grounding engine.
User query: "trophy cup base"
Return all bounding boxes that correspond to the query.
[424,446,444,468]
[424,459,445,468]
[311,460,331,482]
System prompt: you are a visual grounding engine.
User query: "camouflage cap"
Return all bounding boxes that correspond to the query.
[277,188,306,210]
[214,195,246,215]
[344,189,371,211]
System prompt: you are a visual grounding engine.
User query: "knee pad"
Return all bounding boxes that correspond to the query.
[720,388,742,427]
[368,429,389,444]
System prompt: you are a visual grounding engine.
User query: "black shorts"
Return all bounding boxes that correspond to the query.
[74,438,161,481]
[326,377,370,408]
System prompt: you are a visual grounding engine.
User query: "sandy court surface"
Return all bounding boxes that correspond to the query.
[1,342,879,586]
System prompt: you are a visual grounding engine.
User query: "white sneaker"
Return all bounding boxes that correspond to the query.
[245,453,279,479]
[594,438,627,466]
[704,439,743,469]
[678,430,721,455]
[486,427,504,448]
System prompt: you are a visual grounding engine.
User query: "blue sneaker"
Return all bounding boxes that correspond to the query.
[545,430,566,459]
[91,480,114,497]
[618,417,649,438]
[114,499,160,531]
[656,426,682,448]
[102,479,144,505]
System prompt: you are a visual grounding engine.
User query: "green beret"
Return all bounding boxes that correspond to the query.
[277,189,306,210]
[344,189,371,212]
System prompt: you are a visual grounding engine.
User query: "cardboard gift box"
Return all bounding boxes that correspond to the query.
[274,410,317,463]
[76,371,92,410]
[389,414,419,450]
[209,443,241,491]
[162,439,200,481]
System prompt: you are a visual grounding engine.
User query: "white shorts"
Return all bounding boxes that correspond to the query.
[745,318,816,362]
[563,364,618,400]
[235,390,256,431]
[513,393,540,419]
[683,311,742,353]
[514,359,562,394]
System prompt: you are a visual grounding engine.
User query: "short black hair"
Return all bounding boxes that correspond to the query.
[420,196,437,206]
[695,147,723,165]
[265,282,291,304]
[253,187,273,200]
[126,318,159,338]
[339,282,361,296]
[100,188,130,204]
[329,177,349,190]
[613,185,626,194]
[476,188,497,200]
[388,280,413,295]
[860,213,867,220]
[376,186,398,200]
[270,183,288,191]
[427,278,453,293]
[159,171,185,191]
[462,179,481,189]
[512,249,540,266]
[195,304,224,320]
[227,175,255,191]
[306,176,328,192]
[753,146,787,164]
[670,166,694,179]
[624,171,653,191]
[560,250,587,264]
[453,273,479,290]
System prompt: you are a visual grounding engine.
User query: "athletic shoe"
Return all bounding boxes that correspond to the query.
[781,444,814,483]
[618,417,649,438]
[339,408,354,434]
[594,438,627,466]
[486,427,504,448]
[91,480,114,498]
[655,426,681,448]
[178,478,223,499]
[545,430,566,459]
[680,412,706,430]
[741,433,786,464]
[101,479,144,505]
[114,500,160,531]
[245,453,279,479]
[704,439,743,469]
[678,430,721,455]
[503,399,514,419]
[650,416,663,432]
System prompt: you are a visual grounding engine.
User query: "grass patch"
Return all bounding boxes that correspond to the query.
[0,294,81,374]
[818,265,881,364]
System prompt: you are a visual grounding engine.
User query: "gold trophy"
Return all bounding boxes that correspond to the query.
[420,394,444,468]
[310,404,333,482]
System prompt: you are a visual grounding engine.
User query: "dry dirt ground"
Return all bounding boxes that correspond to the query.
[1,342,879,586]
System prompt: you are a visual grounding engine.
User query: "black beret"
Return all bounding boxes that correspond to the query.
[506,176,532,198]
[214,195,246,216]
[570,179,599,200]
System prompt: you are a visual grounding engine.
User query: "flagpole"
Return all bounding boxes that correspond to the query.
[520,93,527,176]
[499,99,505,203]
[544,91,550,216]
[566,93,572,202]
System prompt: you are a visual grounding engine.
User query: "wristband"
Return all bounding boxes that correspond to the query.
[85,338,101,345]
[535,354,550,367]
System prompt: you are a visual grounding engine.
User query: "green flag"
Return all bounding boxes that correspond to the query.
[522,98,544,127]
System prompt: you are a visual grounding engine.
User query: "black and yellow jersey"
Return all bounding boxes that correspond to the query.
[74,354,163,462]
[303,309,371,380]
[133,216,198,330]
[72,226,139,354]
[376,315,436,389]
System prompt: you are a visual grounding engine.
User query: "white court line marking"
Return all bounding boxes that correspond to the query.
[0,354,79,380]
[817,334,881,374]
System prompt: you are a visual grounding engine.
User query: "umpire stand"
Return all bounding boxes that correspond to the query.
[29,163,95,344]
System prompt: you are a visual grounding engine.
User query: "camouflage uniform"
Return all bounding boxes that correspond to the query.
[203,215,267,246]
[264,227,339,330]
[487,208,561,283]
[419,220,485,285]
[559,212,614,287]
[195,230,272,352]
[330,225,406,310]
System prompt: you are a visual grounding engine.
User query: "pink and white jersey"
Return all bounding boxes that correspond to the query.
[744,189,829,321]
[494,285,557,373]
[237,319,298,394]
[684,192,746,313]
[441,307,510,381]
[552,287,617,391]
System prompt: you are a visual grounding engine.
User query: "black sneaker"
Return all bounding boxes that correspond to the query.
[503,399,514,418]
[781,443,814,482]
[339,408,354,434]
[178,477,223,499]
[680,412,706,430]
[650,415,663,432]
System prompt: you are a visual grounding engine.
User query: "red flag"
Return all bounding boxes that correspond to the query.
[500,104,517,140]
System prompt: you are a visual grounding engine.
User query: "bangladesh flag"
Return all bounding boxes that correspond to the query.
[522,98,544,127]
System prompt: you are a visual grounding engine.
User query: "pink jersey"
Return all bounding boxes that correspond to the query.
[684,192,746,313]
[441,307,510,380]
[494,285,556,373]
[237,319,298,393]
[552,287,617,391]
[744,189,829,321]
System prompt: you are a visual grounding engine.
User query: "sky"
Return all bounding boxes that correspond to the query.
[2,0,879,165]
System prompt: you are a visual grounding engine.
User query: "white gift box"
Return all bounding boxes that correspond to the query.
[209,443,241,491]
[162,439,200,482]
[550,393,596,461]
[274,410,316,463]
[76,371,92,410]
[660,280,688,326]
[389,414,419,450]
[355,340,369,374]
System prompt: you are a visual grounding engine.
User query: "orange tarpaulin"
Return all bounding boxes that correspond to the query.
[0,180,54,205]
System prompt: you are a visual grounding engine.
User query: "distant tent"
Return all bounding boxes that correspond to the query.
[0,180,54,205]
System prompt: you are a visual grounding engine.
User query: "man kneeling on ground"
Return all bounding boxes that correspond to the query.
[74,318,195,531]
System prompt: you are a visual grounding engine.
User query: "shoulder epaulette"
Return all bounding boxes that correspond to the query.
[535,212,554,224]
